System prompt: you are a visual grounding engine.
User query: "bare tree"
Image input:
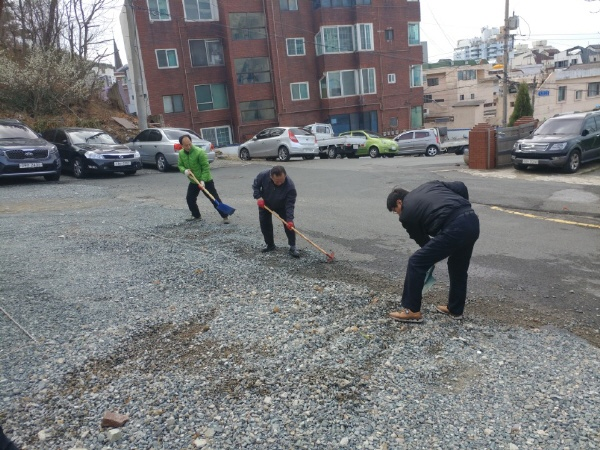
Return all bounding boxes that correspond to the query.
[63,0,116,61]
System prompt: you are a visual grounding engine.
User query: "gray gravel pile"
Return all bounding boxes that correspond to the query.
[1,183,599,450]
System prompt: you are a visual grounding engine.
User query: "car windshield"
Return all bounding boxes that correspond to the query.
[0,124,39,139]
[68,131,118,144]
[365,131,383,138]
[164,129,206,144]
[534,118,583,136]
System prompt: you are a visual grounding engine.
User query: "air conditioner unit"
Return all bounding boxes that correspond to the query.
[423,108,430,117]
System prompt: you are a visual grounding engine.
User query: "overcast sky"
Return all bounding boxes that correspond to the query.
[421,0,600,62]
[107,0,600,66]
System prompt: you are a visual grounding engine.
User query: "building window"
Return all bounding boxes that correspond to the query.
[385,29,394,41]
[424,94,432,103]
[240,99,275,122]
[156,49,178,68]
[290,82,309,100]
[361,68,376,94]
[163,95,184,113]
[388,73,396,84]
[587,82,600,97]
[280,0,298,10]
[148,0,170,20]
[194,83,229,111]
[201,126,233,147]
[235,57,271,84]
[389,117,398,128]
[320,69,376,98]
[558,86,566,102]
[459,94,464,100]
[426,77,439,86]
[189,39,224,67]
[575,90,583,101]
[470,93,475,99]
[312,0,371,8]
[458,70,476,81]
[408,23,420,45]
[357,24,373,51]
[230,13,266,40]
[410,65,422,87]
[411,106,423,128]
[183,0,218,21]
[286,38,305,56]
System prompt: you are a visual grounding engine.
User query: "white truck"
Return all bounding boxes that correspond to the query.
[302,123,366,159]
[438,127,469,155]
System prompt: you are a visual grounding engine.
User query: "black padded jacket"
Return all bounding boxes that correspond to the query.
[399,180,472,247]
[252,169,297,221]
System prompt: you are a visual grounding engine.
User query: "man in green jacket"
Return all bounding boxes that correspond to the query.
[177,134,230,224]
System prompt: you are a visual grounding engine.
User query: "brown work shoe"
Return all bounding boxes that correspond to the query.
[389,308,423,323]
[436,305,463,320]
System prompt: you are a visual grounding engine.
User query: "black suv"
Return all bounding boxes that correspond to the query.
[0,119,61,181]
[511,111,600,173]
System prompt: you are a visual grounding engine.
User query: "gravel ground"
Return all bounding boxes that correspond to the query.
[1,180,599,450]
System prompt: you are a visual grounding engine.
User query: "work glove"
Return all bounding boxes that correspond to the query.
[286,221,294,230]
[184,169,191,177]
[198,180,205,189]
[257,199,265,209]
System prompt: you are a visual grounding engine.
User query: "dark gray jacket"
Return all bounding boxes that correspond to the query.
[252,169,297,221]
[399,180,472,247]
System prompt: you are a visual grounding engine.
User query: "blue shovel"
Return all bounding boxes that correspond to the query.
[188,173,236,216]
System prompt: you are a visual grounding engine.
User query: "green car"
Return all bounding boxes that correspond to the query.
[339,130,398,158]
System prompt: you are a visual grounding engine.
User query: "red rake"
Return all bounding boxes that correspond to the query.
[263,205,334,262]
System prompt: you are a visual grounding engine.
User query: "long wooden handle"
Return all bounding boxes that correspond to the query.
[264,205,333,260]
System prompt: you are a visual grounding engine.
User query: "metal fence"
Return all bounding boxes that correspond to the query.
[496,122,537,167]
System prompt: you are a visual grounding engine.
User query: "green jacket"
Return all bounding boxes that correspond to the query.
[178,145,212,183]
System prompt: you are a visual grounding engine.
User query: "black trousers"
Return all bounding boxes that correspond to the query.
[401,211,480,315]
[0,426,19,450]
[259,207,295,247]
[186,180,228,219]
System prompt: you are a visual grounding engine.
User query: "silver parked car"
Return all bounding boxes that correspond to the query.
[127,127,215,172]
[394,128,441,156]
[238,127,318,162]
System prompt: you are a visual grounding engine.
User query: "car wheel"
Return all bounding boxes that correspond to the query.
[327,147,337,159]
[239,148,251,161]
[278,146,291,162]
[44,173,60,181]
[514,163,528,171]
[455,145,467,155]
[73,157,86,178]
[564,150,581,173]
[369,146,380,158]
[156,153,169,172]
[123,170,137,176]
[425,145,438,157]
[302,155,315,160]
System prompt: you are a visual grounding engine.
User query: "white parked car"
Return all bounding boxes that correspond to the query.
[238,127,318,161]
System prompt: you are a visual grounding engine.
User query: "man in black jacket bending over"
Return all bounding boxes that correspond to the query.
[253,166,299,258]
[386,181,480,323]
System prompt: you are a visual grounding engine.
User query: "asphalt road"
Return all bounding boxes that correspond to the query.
[2,153,600,340]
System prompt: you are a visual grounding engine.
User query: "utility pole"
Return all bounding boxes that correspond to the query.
[531,75,537,116]
[502,0,509,127]
[125,0,148,129]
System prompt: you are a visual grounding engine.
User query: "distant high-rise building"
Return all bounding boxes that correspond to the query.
[453,27,506,61]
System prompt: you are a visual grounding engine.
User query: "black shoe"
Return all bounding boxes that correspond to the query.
[261,244,276,253]
[289,246,300,258]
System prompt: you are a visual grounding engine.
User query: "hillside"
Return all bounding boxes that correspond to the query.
[0,98,140,144]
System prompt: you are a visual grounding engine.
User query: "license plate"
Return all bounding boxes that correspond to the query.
[353,144,358,149]
[522,159,539,165]
[19,162,43,168]
[114,161,131,166]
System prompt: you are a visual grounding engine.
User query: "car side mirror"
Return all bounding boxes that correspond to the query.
[252,137,258,141]
[582,129,590,136]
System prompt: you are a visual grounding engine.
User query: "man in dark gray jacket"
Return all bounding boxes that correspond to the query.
[386,180,480,323]
[253,166,299,257]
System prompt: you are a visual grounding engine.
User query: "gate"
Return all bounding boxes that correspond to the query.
[496,122,537,167]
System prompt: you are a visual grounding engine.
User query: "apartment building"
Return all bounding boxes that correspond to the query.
[422,61,501,128]
[122,0,424,146]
